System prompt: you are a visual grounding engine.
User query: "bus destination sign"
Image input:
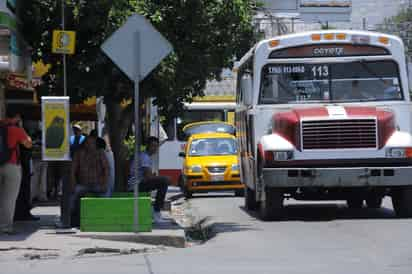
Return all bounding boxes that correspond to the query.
[313,47,344,57]
[269,44,389,59]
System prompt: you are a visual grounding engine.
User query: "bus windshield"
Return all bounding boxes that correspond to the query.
[259,60,403,104]
[189,138,237,156]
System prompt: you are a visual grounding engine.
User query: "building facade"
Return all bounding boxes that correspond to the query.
[257,0,410,36]
[0,0,32,119]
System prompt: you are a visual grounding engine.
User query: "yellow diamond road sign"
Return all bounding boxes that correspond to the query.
[52,30,76,55]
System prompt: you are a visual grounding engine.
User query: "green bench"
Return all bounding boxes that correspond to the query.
[85,192,150,198]
[80,192,152,232]
[111,192,150,198]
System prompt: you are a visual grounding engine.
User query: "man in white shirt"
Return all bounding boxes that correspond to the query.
[129,136,170,222]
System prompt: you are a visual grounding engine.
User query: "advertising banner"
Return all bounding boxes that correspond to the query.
[41,97,70,161]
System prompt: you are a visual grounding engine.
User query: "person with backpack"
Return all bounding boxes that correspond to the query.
[0,110,32,234]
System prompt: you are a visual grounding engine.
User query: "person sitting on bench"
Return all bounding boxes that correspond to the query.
[70,135,109,227]
[128,136,170,223]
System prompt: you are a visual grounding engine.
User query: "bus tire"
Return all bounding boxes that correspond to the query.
[346,197,364,209]
[392,187,412,217]
[259,188,283,221]
[235,189,245,197]
[365,194,383,209]
[245,186,258,210]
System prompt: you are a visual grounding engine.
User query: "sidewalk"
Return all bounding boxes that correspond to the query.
[0,188,186,261]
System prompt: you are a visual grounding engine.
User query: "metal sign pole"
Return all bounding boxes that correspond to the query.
[62,0,67,97]
[133,31,141,233]
[60,0,71,228]
[100,15,173,231]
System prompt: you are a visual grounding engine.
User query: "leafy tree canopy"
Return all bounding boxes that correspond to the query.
[21,0,258,117]
[379,7,412,60]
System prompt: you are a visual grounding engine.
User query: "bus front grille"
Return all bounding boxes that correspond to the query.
[302,119,377,150]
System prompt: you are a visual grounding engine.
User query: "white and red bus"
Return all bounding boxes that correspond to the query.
[236,30,412,220]
[159,101,235,185]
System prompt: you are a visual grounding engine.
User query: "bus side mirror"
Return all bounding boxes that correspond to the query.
[244,89,253,105]
[242,76,253,105]
[178,152,186,158]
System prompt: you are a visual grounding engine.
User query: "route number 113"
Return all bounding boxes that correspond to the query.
[312,65,329,78]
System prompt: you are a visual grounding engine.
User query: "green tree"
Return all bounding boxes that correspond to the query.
[379,7,412,60]
[21,0,258,190]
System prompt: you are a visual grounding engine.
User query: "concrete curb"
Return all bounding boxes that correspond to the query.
[73,229,186,248]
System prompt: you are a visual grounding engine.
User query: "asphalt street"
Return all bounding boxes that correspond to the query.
[3,193,412,274]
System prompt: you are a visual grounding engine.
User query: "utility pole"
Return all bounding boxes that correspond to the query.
[269,13,275,37]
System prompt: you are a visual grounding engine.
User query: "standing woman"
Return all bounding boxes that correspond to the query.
[0,110,32,234]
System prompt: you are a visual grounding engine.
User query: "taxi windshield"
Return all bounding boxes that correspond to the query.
[189,138,237,156]
[259,60,403,104]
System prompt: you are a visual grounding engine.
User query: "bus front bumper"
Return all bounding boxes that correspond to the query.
[262,166,412,187]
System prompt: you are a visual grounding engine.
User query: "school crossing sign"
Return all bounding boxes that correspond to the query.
[52,30,76,55]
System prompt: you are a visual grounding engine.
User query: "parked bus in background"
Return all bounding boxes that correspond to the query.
[159,100,235,185]
[235,30,412,220]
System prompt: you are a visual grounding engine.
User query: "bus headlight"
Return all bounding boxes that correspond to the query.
[231,164,240,172]
[386,148,412,158]
[265,151,294,161]
[189,165,202,173]
[274,151,294,161]
[264,150,294,161]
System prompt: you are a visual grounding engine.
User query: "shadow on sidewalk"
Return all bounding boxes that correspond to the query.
[0,209,59,242]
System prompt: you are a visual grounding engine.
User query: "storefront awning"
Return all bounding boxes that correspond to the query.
[6,103,98,121]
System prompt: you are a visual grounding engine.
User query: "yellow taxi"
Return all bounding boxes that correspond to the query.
[179,132,243,198]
